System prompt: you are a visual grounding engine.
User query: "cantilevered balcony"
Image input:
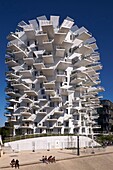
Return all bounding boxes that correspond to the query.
[43,40,54,52]
[8,117,16,122]
[5,58,18,67]
[61,41,73,52]
[71,38,83,50]
[33,63,45,70]
[4,113,11,117]
[38,110,47,115]
[7,32,19,41]
[14,50,28,59]
[36,33,49,45]
[55,47,65,57]
[12,82,30,90]
[23,58,34,65]
[6,89,21,97]
[42,24,54,39]
[46,116,58,122]
[6,70,20,77]
[36,75,47,82]
[50,95,62,102]
[21,117,33,122]
[6,106,14,110]
[44,82,55,89]
[8,98,19,103]
[21,111,31,116]
[75,85,88,92]
[24,25,36,39]
[7,42,22,52]
[59,19,74,34]
[60,88,68,95]
[70,75,84,84]
[25,90,38,96]
[20,69,33,78]
[54,109,63,114]
[56,70,66,82]
[56,60,71,70]
[45,89,55,95]
[76,45,93,56]
[42,54,54,64]
[19,124,33,129]
[77,32,91,41]
[54,33,67,45]
[42,67,54,76]
[22,97,33,103]
[74,58,93,67]
[91,64,102,71]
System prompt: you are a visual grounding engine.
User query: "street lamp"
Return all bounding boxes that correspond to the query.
[77,135,80,156]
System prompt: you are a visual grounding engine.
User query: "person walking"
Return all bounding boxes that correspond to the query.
[15,159,19,169]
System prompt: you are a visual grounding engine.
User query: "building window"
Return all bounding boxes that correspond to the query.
[82,128,85,133]
[28,66,31,70]
[27,41,30,46]
[33,109,36,114]
[43,95,46,99]
[66,96,68,101]
[34,96,38,101]
[66,109,68,114]
[40,83,43,88]
[34,71,38,76]
[41,89,45,95]
[60,82,62,86]
[34,122,37,127]
[17,103,20,107]
[50,102,54,107]
[40,71,43,75]
[32,84,35,89]
[65,121,69,127]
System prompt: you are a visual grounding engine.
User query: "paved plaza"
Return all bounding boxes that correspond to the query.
[0,146,113,169]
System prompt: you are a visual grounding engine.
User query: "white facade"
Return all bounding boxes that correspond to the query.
[5,15,104,136]
[4,136,100,151]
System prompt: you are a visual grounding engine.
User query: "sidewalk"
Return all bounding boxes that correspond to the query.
[0,146,113,169]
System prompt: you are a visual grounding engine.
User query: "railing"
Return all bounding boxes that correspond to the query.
[3,134,77,143]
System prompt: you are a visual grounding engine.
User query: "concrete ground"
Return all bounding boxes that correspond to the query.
[0,146,113,170]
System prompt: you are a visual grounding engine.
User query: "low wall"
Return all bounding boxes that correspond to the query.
[4,136,100,151]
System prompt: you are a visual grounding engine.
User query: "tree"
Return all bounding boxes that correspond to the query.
[0,126,10,141]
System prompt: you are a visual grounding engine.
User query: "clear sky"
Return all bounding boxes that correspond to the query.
[0,0,113,126]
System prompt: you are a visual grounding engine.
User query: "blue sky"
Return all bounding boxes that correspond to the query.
[0,0,113,126]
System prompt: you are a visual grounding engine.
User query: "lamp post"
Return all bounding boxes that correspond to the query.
[77,135,80,156]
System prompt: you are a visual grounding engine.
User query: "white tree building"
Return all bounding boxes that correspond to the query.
[5,15,104,136]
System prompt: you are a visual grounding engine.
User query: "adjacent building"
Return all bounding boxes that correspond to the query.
[97,100,113,133]
[5,15,104,136]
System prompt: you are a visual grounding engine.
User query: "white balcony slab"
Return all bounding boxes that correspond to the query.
[54,33,67,45]
[42,54,54,64]
[42,24,54,39]
[36,33,48,45]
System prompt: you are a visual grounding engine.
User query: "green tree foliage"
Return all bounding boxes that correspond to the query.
[0,127,10,141]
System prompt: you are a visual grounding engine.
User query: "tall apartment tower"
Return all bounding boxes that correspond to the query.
[5,15,104,136]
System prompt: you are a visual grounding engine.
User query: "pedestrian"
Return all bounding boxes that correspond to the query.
[15,159,19,169]
[10,159,15,168]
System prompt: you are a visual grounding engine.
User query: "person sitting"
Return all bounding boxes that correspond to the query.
[48,155,52,163]
[40,156,45,163]
[44,156,48,164]
[51,156,56,163]
[10,159,15,168]
[40,155,48,164]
